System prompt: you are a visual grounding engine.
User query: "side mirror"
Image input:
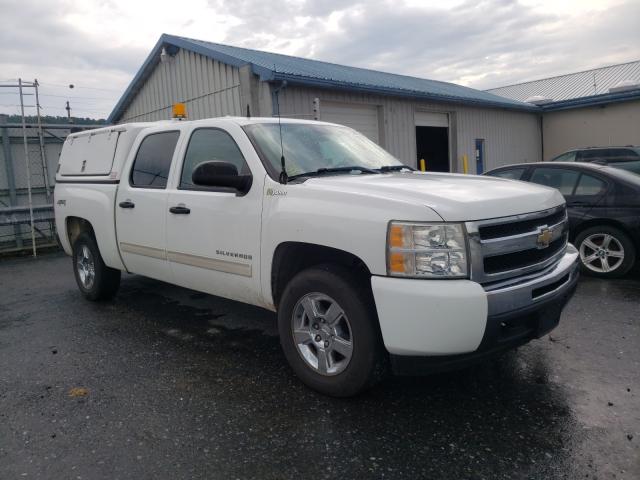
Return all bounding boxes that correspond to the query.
[192,161,252,193]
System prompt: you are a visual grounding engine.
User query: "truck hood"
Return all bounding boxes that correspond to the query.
[302,171,564,221]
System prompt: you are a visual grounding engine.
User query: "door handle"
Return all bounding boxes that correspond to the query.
[169,205,191,214]
[119,200,135,209]
[568,201,589,207]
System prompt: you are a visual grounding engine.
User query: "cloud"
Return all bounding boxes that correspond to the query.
[0,0,638,118]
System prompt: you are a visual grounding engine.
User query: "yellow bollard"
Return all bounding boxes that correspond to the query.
[462,154,469,174]
[419,158,426,172]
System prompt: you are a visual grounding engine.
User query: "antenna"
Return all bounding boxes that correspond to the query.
[273,71,288,184]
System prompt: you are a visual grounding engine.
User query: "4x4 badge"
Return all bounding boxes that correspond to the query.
[536,227,553,249]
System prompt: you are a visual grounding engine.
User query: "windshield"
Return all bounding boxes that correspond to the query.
[244,123,403,178]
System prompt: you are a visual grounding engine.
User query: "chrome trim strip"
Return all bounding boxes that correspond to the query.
[119,242,167,260]
[466,204,567,233]
[481,218,567,244]
[481,220,567,257]
[485,245,579,317]
[119,242,252,277]
[167,251,252,277]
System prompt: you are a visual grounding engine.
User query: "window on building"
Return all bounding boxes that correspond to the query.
[130,131,180,188]
[529,167,580,196]
[180,128,250,189]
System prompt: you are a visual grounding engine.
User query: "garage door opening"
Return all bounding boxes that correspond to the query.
[416,126,449,172]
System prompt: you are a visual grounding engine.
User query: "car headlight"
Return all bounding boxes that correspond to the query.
[387,222,469,278]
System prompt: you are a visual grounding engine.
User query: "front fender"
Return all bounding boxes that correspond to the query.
[259,180,442,306]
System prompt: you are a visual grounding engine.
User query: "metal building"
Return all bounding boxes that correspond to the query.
[109,34,542,173]
[487,60,640,160]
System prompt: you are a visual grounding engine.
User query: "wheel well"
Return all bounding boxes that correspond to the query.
[570,218,635,245]
[271,242,372,308]
[66,217,95,247]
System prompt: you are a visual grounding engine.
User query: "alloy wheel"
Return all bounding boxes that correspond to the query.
[579,233,625,274]
[291,292,353,376]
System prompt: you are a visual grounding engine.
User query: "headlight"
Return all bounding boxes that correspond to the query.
[387,222,469,278]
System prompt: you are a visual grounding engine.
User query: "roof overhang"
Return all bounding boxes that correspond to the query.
[539,88,640,112]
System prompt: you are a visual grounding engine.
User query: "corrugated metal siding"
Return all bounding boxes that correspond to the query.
[487,60,640,102]
[118,49,242,123]
[278,86,541,172]
[543,99,640,160]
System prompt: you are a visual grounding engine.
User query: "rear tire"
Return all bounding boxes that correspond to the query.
[72,232,121,300]
[277,264,386,397]
[575,225,635,278]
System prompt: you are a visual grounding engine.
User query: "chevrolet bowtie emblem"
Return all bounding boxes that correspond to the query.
[536,227,553,249]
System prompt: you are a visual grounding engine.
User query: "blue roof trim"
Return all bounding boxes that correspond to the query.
[540,88,640,111]
[109,34,537,122]
[269,71,537,110]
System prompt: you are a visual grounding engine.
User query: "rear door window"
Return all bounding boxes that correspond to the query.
[130,131,180,188]
[574,174,607,196]
[577,149,609,162]
[529,167,580,196]
[607,148,639,159]
[489,167,526,180]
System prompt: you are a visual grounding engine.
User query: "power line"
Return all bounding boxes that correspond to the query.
[38,82,124,93]
[1,103,108,115]
[0,92,115,100]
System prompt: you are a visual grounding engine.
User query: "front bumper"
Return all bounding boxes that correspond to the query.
[371,244,580,374]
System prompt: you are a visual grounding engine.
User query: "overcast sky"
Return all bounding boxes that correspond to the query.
[1,0,638,119]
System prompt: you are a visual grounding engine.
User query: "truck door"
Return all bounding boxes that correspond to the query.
[165,126,263,305]
[115,130,181,281]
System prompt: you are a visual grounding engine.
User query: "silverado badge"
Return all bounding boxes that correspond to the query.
[536,227,553,249]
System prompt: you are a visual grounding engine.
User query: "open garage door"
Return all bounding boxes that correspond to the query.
[321,102,380,144]
[415,112,450,172]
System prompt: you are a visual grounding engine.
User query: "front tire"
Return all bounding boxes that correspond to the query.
[575,226,635,278]
[72,232,121,300]
[278,265,386,397]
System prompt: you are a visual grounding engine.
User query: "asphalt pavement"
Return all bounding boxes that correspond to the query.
[0,252,638,479]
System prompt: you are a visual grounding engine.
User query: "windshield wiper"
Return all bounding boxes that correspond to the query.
[377,164,415,172]
[289,166,380,180]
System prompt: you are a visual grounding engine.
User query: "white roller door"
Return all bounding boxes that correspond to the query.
[321,102,380,144]
[415,111,449,127]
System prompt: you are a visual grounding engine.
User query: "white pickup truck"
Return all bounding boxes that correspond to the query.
[54,117,579,396]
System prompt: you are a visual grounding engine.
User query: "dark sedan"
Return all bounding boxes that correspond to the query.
[485,162,640,278]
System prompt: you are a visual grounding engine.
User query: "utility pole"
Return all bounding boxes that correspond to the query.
[65,100,73,123]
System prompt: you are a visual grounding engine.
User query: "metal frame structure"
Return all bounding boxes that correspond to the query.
[0,79,52,256]
[1,80,105,256]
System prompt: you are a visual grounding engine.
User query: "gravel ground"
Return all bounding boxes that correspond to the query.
[0,252,638,479]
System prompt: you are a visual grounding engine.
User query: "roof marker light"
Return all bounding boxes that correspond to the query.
[172,103,186,119]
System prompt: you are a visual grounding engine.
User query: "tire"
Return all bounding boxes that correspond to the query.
[575,225,636,278]
[277,264,386,397]
[72,232,121,300]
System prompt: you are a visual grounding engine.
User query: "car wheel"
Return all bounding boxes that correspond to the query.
[72,232,121,300]
[277,264,386,397]
[575,226,636,278]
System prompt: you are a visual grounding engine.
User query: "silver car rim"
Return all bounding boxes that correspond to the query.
[76,244,96,290]
[291,293,353,376]
[579,233,625,273]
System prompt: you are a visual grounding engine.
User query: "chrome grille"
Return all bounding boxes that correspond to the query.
[466,205,568,284]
